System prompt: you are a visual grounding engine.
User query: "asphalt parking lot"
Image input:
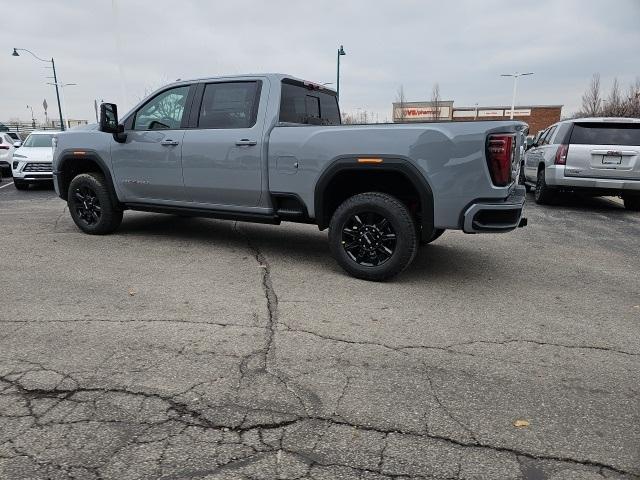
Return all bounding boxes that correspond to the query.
[0,181,639,480]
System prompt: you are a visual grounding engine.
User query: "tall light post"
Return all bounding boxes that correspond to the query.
[12,48,66,131]
[500,72,534,119]
[47,82,77,129]
[26,105,36,127]
[336,45,346,102]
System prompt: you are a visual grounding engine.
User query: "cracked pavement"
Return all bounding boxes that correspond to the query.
[0,186,639,479]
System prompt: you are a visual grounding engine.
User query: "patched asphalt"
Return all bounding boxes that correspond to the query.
[0,182,639,479]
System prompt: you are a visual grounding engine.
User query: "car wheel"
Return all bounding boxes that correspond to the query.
[13,179,29,190]
[518,163,531,192]
[328,192,417,281]
[534,168,556,205]
[420,228,445,245]
[68,172,123,234]
[623,195,640,211]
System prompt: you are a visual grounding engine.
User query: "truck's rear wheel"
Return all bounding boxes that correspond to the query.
[68,173,122,234]
[328,192,417,281]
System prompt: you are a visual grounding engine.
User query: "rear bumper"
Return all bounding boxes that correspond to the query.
[463,185,526,233]
[545,165,640,193]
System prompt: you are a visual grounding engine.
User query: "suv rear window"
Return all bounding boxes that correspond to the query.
[279,79,341,125]
[570,123,640,146]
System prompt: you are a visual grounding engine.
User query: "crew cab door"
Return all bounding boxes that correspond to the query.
[111,84,194,203]
[181,80,265,207]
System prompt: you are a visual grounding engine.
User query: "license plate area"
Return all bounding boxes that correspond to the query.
[602,155,622,165]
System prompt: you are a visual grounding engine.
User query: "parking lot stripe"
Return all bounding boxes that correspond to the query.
[0,181,15,189]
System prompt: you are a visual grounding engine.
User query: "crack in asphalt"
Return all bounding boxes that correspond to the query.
[52,205,68,233]
[279,321,640,359]
[1,371,635,478]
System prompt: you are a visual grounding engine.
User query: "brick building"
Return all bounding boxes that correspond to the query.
[392,101,562,135]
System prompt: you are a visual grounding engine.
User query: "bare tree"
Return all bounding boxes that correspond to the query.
[580,73,602,116]
[602,78,627,117]
[395,85,407,122]
[627,78,640,118]
[430,83,441,121]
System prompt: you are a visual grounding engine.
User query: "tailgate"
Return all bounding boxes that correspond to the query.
[565,122,640,180]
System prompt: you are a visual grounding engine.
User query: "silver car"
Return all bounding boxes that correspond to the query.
[520,117,640,210]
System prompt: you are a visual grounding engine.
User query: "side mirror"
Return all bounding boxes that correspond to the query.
[13,141,21,148]
[100,103,126,142]
[525,137,534,150]
[99,103,120,134]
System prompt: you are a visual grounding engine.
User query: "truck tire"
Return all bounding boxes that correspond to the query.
[68,172,123,235]
[623,195,640,211]
[328,192,417,281]
[13,179,29,190]
[534,168,556,205]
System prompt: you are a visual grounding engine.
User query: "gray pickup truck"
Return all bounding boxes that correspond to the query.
[52,73,527,280]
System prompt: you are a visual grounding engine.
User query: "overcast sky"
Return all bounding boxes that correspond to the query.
[2,0,638,124]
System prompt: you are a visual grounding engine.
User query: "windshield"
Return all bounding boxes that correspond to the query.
[22,134,54,148]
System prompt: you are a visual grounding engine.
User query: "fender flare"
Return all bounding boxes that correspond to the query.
[314,156,434,235]
[56,149,120,207]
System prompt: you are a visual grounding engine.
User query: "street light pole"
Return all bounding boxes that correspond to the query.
[47,82,77,129]
[336,45,346,102]
[50,58,65,131]
[500,72,534,119]
[12,48,66,131]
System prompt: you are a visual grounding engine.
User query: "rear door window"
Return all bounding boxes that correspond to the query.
[541,126,556,145]
[570,123,640,146]
[197,81,261,129]
[279,80,341,125]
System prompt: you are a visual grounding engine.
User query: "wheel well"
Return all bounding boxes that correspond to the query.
[317,169,425,230]
[58,156,118,205]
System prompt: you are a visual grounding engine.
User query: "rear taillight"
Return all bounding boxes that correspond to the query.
[486,134,514,186]
[554,144,569,165]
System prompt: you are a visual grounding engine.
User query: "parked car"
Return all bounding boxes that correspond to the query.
[11,131,57,190]
[0,132,20,176]
[521,118,640,210]
[52,74,527,280]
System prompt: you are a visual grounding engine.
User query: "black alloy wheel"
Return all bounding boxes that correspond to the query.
[67,172,123,234]
[329,192,417,281]
[341,212,397,267]
[72,185,102,226]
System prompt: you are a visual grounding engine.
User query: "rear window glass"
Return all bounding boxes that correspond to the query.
[198,81,261,129]
[570,123,640,146]
[22,134,54,147]
[279,80,341,125]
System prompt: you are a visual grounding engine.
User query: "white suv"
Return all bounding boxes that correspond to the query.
[11,131,57,190]
[0,132,20,177]
[521,118,640,210]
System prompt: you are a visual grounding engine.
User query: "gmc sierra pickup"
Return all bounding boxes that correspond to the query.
[52,73,527,280]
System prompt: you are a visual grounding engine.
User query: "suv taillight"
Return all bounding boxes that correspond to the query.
[555,144,569,165]
[486,134,514,186]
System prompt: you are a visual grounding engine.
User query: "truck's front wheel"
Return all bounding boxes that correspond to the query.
[68,173,123,235]
[328,192,417,281]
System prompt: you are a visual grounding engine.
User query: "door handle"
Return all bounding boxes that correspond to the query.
[160,140,179,146]
[235,139,257,146]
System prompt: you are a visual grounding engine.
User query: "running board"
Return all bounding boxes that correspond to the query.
[124,203,281,225]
